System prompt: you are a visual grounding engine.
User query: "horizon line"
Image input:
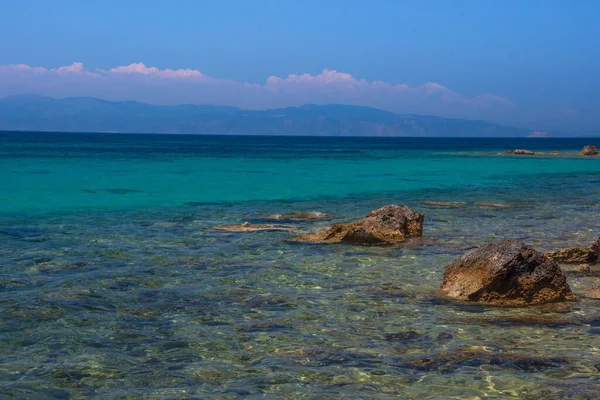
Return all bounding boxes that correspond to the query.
[2,129,599,139]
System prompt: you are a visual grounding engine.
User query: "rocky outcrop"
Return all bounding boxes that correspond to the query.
[545,247,598,265]
[259,211,330,221]
[214,222,297,232]
[581,145,599,156]
[441,240,575,306]
[513,149,535,155]
[294,204,424,245]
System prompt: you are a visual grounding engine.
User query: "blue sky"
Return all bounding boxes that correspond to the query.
[1,0,599,132]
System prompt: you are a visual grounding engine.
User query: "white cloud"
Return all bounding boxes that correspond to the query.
[56,62,85,74]
[266,69,361,86]
[108,62,206,79]
[0,62,95,75]
[0,61,515,121]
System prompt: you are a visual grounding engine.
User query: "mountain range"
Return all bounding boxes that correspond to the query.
[0,94,538,137]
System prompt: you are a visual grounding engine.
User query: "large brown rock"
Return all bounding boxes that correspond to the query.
[581,145,599,156]
[294,204,424,245]
[441,240,575,306]
[545,247,598,265]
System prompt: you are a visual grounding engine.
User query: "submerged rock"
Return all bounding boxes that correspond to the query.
[214,222,297,232]
[422,201,466,208]
[151,222,180,228]
[259,211,330,221]
[362,283,412,298]
[513,149,535,155]
[474,201,511,208]
[545,246,598,265]
[441,240,575,306]
[450,313,580,328]
[401,350,573,373]
[104,188,143,194]
[294,204,424,245]
[581,145,599,156]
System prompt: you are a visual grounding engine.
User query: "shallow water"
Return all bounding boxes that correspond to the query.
[1,132,600,398]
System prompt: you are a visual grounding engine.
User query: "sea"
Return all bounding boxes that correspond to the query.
[1,131,599,399]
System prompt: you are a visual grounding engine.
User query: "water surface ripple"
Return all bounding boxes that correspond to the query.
[1,133,599,398]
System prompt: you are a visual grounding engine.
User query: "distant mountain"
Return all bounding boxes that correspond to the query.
[0,94,535,137]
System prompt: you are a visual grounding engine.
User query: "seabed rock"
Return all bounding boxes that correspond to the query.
[441,240,575,306]
[294,204,424,245]
[214,222,298,232]
[259,211,330,221]
[581,145,599,156]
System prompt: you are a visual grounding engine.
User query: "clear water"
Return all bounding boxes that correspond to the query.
[1,132,600,399]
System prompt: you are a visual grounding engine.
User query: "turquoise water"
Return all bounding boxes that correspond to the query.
[1,132,600,398]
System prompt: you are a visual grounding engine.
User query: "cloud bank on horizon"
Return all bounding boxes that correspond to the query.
[0,61,519,124]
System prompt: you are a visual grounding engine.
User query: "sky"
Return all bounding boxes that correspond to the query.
[1,0,599,133]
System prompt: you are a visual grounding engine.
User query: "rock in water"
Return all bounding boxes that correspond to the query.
[581,145,599,156]
[575,264,591,274]
[591,237,600,255]
[441,240,575,306]
[545,247,598,265]
[294,204,424,245]
[513,149,535,155]
[587,287,600,299]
